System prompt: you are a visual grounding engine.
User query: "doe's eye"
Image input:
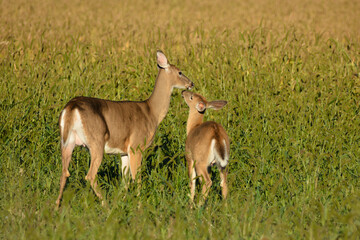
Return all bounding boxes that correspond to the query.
[179,71,182,76]
[190,95,193,100]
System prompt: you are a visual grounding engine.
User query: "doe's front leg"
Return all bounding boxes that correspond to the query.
[121,155,130,189]
[128,149,143,197]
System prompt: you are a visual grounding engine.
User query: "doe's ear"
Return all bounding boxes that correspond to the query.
[196,101,206,112]
[207,100,227,110]
[157,50,170,69]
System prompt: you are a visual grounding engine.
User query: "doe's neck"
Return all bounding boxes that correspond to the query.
[146,70,173,125]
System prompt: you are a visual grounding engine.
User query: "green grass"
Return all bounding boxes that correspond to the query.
[1,0,360,239]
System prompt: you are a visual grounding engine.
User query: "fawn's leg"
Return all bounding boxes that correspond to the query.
[220,167,228,199]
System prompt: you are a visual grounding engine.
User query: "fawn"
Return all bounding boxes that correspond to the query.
[182,90,229,203]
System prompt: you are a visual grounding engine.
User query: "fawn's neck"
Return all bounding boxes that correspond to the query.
[186,109,205,135]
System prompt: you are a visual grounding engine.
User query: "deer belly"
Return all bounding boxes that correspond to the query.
[74,132,86,146]
[104,143,125,154]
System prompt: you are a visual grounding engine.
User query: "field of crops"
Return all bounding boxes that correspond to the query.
[1,0,360,239]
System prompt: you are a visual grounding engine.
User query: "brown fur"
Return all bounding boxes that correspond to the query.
[55,51,194,208]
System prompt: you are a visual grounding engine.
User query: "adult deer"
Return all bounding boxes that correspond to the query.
[182,91,229,203]
[56,50,194,208]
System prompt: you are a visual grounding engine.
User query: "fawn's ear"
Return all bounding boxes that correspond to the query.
[207,100,227,110]
[157,50,170,69]
[196,101,206,112]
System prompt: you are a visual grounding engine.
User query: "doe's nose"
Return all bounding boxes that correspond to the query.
[187,82,194,90]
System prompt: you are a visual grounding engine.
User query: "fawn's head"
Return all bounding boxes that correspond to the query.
[181,91,227,113]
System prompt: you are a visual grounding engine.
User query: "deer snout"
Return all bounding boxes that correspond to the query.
[182,90,191,99]
[181,90,186,97]
[187,81,194,90]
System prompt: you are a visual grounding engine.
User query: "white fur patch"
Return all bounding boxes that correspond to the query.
[208,139,216,166]
[121,155,130,176]
[223,139,229,160]
[172,85,186,90]
[72,109,87,146]
[191,168,196,184]
[60,109,66,136]
[190,167,196,198]
[61,109,87,147]
[104,143,125,154]
[210,139,229,168]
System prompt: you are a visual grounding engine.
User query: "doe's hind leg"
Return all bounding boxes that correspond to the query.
[56,142,75,209]
[85,143,105,203]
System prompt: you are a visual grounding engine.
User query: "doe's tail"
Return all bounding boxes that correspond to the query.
[59,108,74,146]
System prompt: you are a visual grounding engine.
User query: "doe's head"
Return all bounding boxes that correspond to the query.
[181,90,227,113]
[156,50,194,90]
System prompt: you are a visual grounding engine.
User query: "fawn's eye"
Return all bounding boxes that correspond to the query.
[190,95,193,100]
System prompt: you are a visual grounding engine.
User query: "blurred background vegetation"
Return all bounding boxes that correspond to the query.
[0,0,359,239]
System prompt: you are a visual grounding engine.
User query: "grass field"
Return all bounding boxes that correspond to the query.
[1,0,360,239]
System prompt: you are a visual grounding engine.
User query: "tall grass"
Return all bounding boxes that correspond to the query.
[1,0,359,239]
